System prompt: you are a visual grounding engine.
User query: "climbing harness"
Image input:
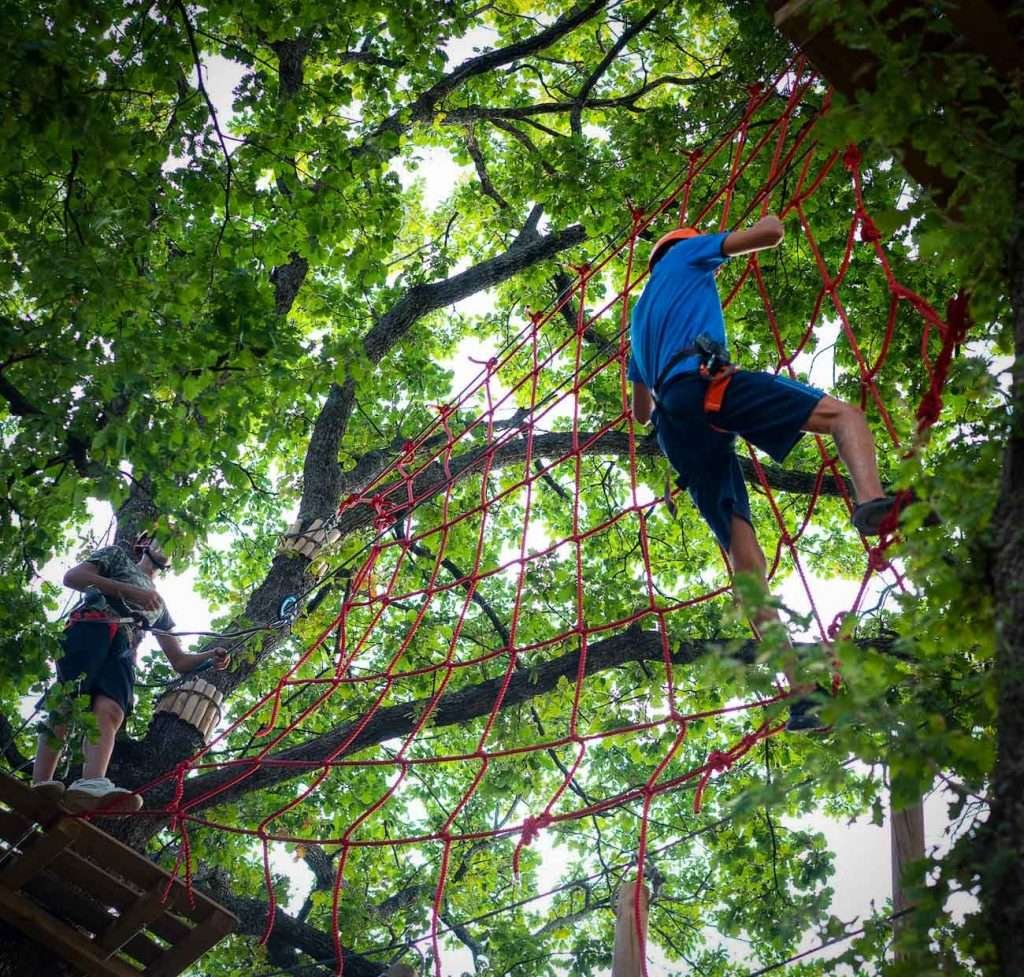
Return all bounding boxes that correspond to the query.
[653,332,737,414]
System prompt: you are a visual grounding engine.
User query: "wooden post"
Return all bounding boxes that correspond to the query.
[890,796,925,957]
[154,677,224,743]
[611,881,649,977]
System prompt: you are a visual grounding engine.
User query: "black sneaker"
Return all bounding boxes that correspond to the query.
[786,690,831,733]
[851,496,898,536]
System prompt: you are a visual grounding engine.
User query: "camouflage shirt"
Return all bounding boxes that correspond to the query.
[76,545,174,651]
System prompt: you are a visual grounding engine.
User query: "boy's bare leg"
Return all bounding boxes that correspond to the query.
[32,723,67,783]
[34,694,124,783]
[802,396,884,504]
[81,695,124,780]
[728,515,812,694]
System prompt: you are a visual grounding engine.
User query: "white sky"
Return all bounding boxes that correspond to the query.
[22,40,977,977]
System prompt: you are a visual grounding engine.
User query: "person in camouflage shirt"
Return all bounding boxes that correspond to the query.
[31,534,229,813]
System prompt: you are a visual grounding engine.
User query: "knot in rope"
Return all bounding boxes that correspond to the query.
[858,212,881,243]
[434,402,453,420]
[842,145,862,173]
[693,749,734,814]
[401,440,416,462]
[709,750,733,774]
[746,82,764,99]
[867,546,891,572]
[827,613,845,640]
[520,811,554,847]
[371,494,395,531]
[512,812,554,876]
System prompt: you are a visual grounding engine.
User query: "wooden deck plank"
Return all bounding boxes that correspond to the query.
[140,908,236,977]
[98,886,178,958]
[0,774,64,827]
[0,884,144,977]
[143,910,236,977]
[23,872,164,968]
[55,820,229,925]
[0,772,237,976]
[53,848,193,945]
[0,817,82,891]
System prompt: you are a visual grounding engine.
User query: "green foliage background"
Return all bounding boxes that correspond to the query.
[0,1,1018,975]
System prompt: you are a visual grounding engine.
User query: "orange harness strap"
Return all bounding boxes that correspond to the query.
[701,364,737,413]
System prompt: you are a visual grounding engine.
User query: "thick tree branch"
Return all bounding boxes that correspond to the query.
[327,428,853,548]
[271,36,312,100]
[570,2,670,138]
[270,252,310,315]
[181,632,886,810]
[201,871,385,977]
[0,374,42,417]
[300,380,355,521]
[465,125,510,209]
[986,159,1024,972]
[0,714,30,774]
[367,0,609,146]
[444,72,722,125]
[362,219,586,363]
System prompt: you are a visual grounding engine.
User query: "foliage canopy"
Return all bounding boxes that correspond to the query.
[0,1,1019,975]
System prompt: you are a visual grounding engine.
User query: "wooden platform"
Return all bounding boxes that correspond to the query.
[0,773,236,977]
[770,0,1022,210]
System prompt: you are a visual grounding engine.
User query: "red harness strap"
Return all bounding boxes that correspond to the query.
[68,608,120,642]
[701,363,737,413]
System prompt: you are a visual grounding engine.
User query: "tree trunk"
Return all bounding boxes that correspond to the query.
[889,795,924,959]
[986,160,1024,974]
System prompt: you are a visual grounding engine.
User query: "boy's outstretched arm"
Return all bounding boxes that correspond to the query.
[632,381,653,425]
[723,214,784,256]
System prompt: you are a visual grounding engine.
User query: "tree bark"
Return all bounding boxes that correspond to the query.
[985,160,1024,974]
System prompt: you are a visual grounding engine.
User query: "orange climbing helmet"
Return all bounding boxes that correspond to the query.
[649,226,700,271]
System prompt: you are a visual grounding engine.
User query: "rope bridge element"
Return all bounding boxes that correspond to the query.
[135,58,966,977]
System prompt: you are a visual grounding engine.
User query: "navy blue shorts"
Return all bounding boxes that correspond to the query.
[653,370,825,550]
[55,620,135,717]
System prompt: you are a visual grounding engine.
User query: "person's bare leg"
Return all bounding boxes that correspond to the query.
[32,723,67,783]
[803,396,884,504]
[81,695,124,780]
[728,515,811,693]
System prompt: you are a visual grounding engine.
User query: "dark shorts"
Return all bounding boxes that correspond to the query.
[653,370,825,550]
[55,619,135,717]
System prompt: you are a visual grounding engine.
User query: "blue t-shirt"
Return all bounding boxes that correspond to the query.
[627,231,731,391]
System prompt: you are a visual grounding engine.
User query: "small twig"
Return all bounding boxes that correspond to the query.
[173,0,234,272]
[63,149,85,248]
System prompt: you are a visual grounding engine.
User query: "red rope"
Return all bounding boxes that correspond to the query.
[122,59,971,977]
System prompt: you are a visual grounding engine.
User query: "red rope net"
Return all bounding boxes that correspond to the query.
[139,59,968,975]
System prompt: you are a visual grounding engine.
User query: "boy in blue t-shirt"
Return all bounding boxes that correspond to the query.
[628,216,896,730]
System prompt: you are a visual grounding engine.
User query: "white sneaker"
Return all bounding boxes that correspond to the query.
[63,777,143,814]
[30,780,66,805]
